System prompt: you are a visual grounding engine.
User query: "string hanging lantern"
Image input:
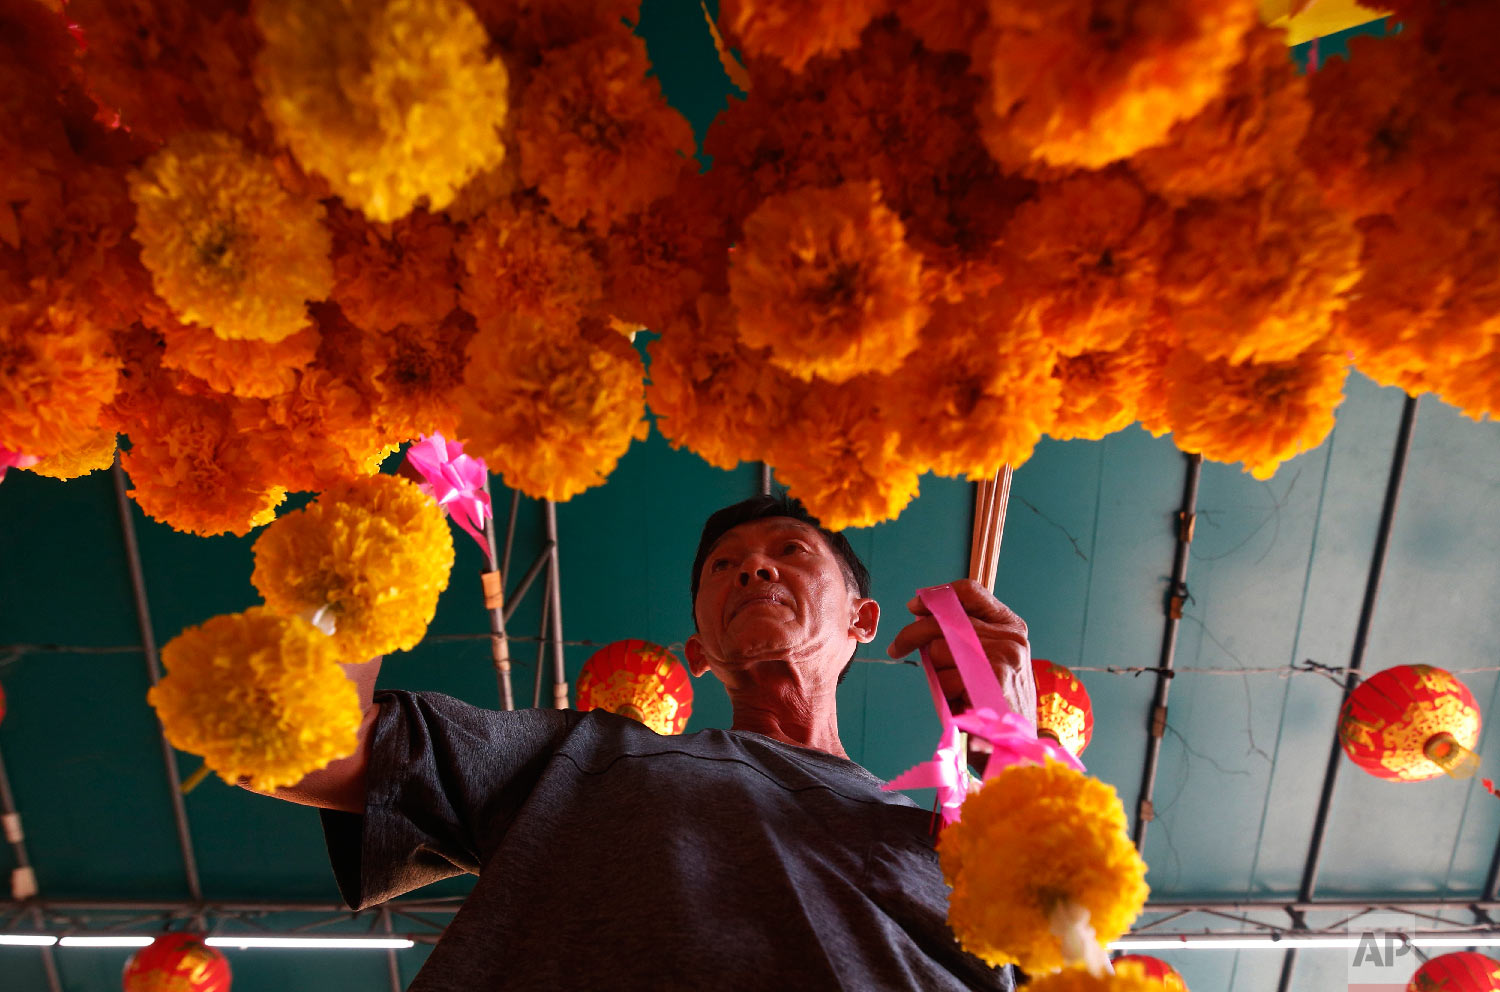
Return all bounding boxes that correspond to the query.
[1113,954,1189,989]
[576,640,694,735]
[1033,658,1095,757]
[1407,951,1500,991]
[122,933,231,992]
[1338,665,1483,782]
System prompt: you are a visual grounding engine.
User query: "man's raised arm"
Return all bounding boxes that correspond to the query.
[240,656,383,814]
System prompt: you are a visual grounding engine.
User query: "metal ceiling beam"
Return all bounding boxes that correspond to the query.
[1133,452,1203,851]
[1276,394,1420,992]
[111,461,204,908]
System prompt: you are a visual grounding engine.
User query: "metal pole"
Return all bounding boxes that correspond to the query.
[758,462,772,496]
[531,570,551,710]
[479,476,514,711]
[381,906,402,992]
[1276,394,1420,992]
[111,460,204,903]
[1134,452,1202,851]
[501,544,555,624]
[544,502,568,709]
[500,489,520,591]
[0,745,62,992]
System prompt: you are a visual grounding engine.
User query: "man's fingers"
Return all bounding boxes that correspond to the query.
[906,581,1028,635]
[887,615,943,658]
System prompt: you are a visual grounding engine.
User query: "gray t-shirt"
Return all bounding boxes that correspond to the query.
[321,690,1012,991]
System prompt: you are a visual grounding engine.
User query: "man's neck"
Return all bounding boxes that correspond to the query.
[728,679,847,758]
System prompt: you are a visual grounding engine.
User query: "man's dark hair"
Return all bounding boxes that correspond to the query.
[690,492,871,684]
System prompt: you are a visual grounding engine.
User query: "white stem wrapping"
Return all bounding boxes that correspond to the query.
[1049,901,1113,977]
[300,604,337,637]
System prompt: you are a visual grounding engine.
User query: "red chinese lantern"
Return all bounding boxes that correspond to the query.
[1339,665,1482,782]
[1033,658,1093,757]
[577,639,693,735]
[1408,951,1500,991]
[1114,954,1188,990]
[122,933,231,992]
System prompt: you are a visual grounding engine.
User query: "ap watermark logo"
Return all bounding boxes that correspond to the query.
[1348,912,1417,992]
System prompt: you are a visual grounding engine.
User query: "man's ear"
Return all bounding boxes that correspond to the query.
[685,634,711,677]
[849,597,879,644]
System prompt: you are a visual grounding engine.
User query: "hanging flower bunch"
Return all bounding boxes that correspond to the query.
[148,607,362,792]
[251,473,455,663]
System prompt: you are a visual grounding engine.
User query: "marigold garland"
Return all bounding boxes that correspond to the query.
[720,0,886,73]
[937,760,1149,973]
[730,182,929,383]
[28,427,118,480]
[251,473,455,663]
[1164,341,1349,480]
[977,0,1257,170]
[1024,967,1167,992]
[456,317,649,502]
[148,607,361,792]
[517,30,696,231]
[128,131,333,343]
[254,0,510,223]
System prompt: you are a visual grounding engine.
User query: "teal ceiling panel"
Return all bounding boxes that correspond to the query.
[0,950,50,988]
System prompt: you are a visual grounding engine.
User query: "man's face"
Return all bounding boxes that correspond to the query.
[687,516,878,676]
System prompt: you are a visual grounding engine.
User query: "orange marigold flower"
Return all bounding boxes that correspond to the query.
[328,203,460,333]
[154,307,318,399]
[1131,24,1311,203]
[456,317,648,502]
[1049,333,1158,442]
[729,182,929,383]
[238,369,391,494]
[720,0,887,72]
[1003,169,1170,356]
[890,288,1061,479]
[1159,177,1363,365]
[977,0,1256,170]
[894,0,988,55]
[768,376,923,531]
[458,200,603,332]
[128,131,333,343]
[466,0,641,64]
[1164,340,1349,480]
[68,0,270,146]
[29,426,118,480]
[517,30,695,230]
[121,390,287,536]
[1428,335,1500,422]
[0,296,119,458]
[647,294,800,471]
[358,311,474,441]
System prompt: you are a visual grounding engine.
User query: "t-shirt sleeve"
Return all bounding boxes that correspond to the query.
[320,689,578,910]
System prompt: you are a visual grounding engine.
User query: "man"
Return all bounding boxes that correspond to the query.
[262,494,1036,990]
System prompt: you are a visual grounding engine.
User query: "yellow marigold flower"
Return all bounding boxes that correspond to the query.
[0,297,120,459]
[729,182,929,383]
[1025,965,1166,992]
[129,131,333,343]
[1159,177,1363,365]
[1004,170,1170,356]
[458,202,603,333]
[938,760,1149,973]
[120,390,288,536]
[891,289,1061,479]
[457,317,648,502]
[155,308,318,399]
[769,376,922,531]
[1131,25,1311,203]
[254,0,510,223]
[148,607,361,792]
[647,294,800,471]
[978,0,1256,170]
[1164,341,1349,481]
[252,474,454,663]
[328,203,460,333]
[28,427,118,480]
[1049,334,1158,443]
[721,0,885,72]
[517,30,695,230]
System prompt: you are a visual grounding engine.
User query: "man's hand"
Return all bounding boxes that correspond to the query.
[886,580,1038,727]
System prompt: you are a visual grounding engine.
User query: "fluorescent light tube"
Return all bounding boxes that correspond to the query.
[58,936,154,948]
[0,935,58,946]
[204,937,414,950]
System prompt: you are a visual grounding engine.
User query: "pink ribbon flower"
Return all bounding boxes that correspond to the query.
[404,434,493,564]
[954,707,1085,781]
[0,446,39,484]
[885,721,977,826]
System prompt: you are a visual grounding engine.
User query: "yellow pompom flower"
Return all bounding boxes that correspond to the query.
[28,427,118,480]
[729,182,929,383]
[254,0,510,223]
[1025,966,1167,992]
[938,760,1149,973]
[148,607,361,792]
[456,317,648,502]
[1164,341,1349,480]
[251,474,455,662]
[129,131,333,343]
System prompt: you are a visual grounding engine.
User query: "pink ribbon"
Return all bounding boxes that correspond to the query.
[0,446,38,484]
[883,583,1083,825]
[405,434,493,564]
